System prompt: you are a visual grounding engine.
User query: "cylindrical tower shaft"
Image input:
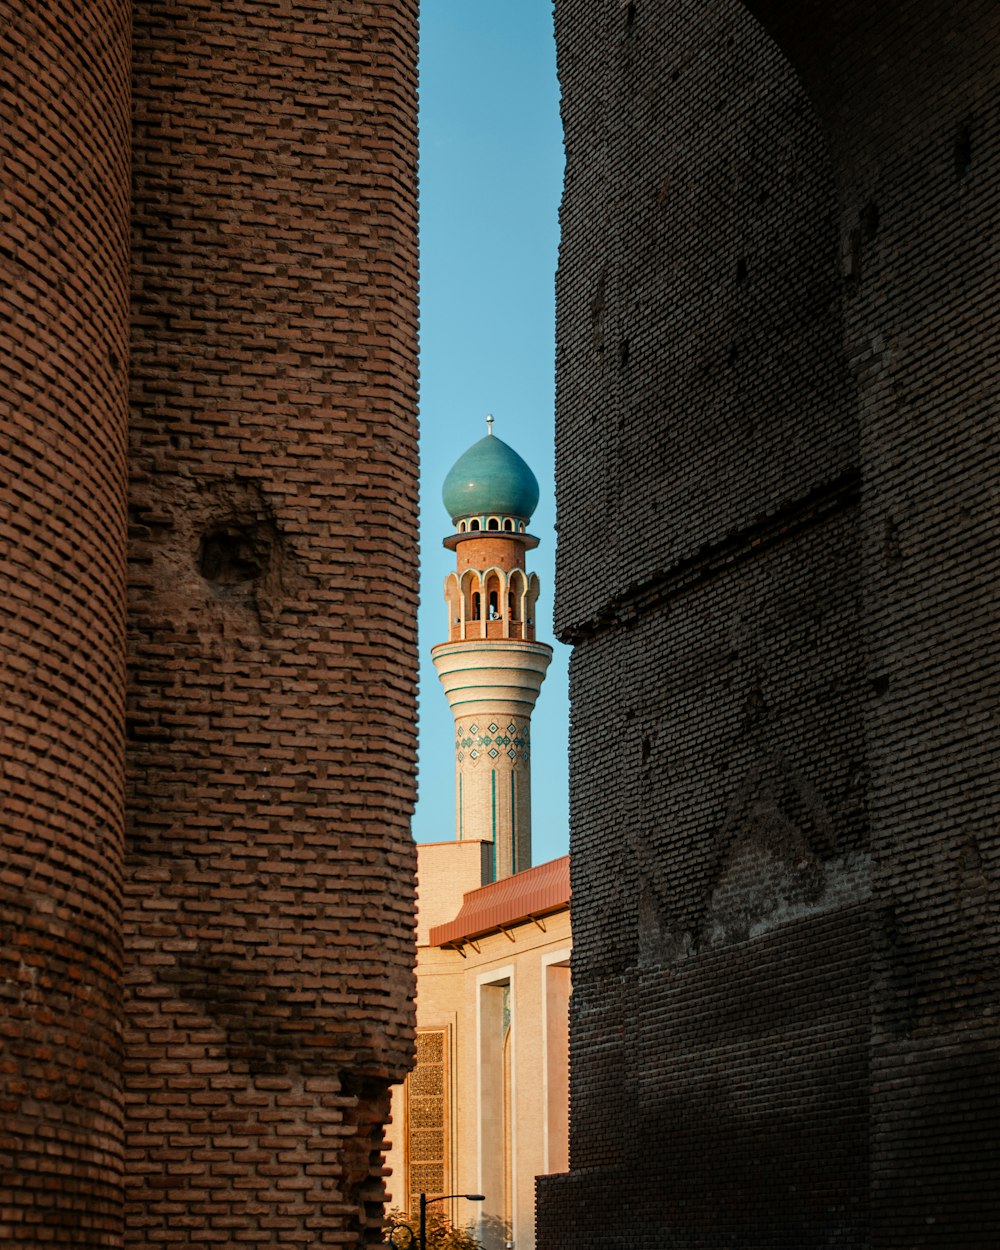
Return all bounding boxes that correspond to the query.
[433,637,551,877]
[0,2,131,1243]
[126,1,420,1242]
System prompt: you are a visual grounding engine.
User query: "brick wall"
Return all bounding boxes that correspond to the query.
[125,1,419,1244]
[539,0,1000,1246]
[1,0,418,1245]
[0,1,131,1243]
[546,907,870,1248]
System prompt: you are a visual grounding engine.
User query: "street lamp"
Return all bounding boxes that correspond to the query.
[419,1192,485,1250]
[386,1222,414,1250]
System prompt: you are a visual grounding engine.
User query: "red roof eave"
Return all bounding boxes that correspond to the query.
[428,854,570,949]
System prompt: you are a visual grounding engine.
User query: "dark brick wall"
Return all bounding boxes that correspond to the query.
[552,0,852,638]
[565,497,867,989]
[546,907,871,1250]
[125,1,419,1245]
[1,1,418,1246]
[540,0,1000,1246]
[0,1,131,1244]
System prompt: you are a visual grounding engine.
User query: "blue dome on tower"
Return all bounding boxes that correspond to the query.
[442,425,540,524]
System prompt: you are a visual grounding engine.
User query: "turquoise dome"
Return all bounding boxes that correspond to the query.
[442,432,540,523]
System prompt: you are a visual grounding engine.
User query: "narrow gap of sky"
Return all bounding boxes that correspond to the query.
[413,0,569,865]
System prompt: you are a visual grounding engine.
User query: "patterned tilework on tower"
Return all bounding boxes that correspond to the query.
[433,428,551,879]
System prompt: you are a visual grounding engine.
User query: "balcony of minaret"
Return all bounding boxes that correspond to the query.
[445,567,541,642]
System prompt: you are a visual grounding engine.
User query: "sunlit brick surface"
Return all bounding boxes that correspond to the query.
[124,2,419,1244]
[0,2,131,1244]
[1,1,418,1246]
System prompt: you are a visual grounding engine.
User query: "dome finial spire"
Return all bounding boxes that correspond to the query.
[486,413,494,436]
[442,421,539,524]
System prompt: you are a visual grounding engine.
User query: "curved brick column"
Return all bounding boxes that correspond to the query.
[126,2,420,1243]
[0,1,131,1244]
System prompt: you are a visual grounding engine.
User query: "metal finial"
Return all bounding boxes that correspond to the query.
[486,413,494,436]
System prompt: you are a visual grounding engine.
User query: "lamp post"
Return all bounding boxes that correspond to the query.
[386,1222,414,1250]
[419,1192,485,1250]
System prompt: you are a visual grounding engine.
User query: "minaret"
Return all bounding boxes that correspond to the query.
[432,418,552,880]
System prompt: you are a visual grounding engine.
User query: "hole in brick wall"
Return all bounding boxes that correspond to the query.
[641,734,651,763]
[958,837,982,873]
[186,483,297,627]
[625,1,636,26]
[728,342,739,366]
[743,680,767,721]
[199,525,266,587]
[861,202,879,243]
[108,348,120,372]
[127,505,150,542]
[955,119,973,179]
[618,337,630,367]
[870,674,890,697]
[735,256,748,284]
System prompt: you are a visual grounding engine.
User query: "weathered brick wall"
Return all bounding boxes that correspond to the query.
[545,907,870,1248]
[0,2,131,1244]
[0,1,418,1244]
[551,0,852,637]
[540,0,999,1246]
[746,4,1000,1242]
[125,2,419,1245]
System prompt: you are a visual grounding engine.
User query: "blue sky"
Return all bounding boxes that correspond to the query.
[413,1,569,865]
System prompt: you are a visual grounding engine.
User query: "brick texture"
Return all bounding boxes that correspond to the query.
[1,0,419,1246]
[538,0,1000,1247]
[125,1,419,1245]
[0,1,131,1244]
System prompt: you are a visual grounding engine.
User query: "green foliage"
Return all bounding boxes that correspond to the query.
[385,1207,485,1250]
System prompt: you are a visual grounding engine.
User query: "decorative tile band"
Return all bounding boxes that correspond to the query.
[455,721,530,764]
